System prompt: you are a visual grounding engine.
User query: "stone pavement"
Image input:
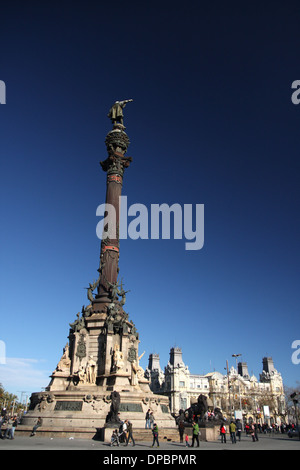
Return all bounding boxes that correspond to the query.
[1,433,299,451]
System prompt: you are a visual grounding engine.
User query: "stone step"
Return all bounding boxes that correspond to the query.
[15,425,180,442]
[15,425,95,439]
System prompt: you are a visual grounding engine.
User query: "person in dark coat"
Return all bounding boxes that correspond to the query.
[125,420,135,446]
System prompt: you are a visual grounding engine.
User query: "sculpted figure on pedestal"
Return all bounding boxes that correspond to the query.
[112,344,124,372]
[86,356,97,384]
[131,351,145,386]
[54,343,71,373]
[107,99,133,126]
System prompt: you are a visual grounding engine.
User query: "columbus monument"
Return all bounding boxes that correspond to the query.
[19,100,176,440]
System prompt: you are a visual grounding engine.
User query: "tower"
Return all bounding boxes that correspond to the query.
[148,353,162,371]
[19,101,176,439]
[260,356,279,383]
[169,347,185,368]
[237,362,250,379]
[262,357,275,375]
[145,354,165,394]
[165,347,189,414]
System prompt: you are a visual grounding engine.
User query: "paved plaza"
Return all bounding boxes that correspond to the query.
[1,433,299,451]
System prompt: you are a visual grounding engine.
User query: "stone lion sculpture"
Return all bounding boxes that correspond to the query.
[185,394,208,422]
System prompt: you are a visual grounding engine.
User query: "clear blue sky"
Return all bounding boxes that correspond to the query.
[0,1,299,398]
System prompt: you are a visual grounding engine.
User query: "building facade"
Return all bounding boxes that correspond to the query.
[145,348,286,424]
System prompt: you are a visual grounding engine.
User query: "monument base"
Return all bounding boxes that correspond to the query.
[19,387,176,440]
[180,422,221,442]
[198,423,220,441]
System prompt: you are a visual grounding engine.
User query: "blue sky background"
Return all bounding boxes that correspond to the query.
[0,1,299,398]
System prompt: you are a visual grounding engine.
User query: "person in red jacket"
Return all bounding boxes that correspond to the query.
[220,423,227,443]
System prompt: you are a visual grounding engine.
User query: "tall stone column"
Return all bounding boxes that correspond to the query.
[93,122,132,310]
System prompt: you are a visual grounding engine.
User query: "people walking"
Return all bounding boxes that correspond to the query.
[119,419,127,443]
[220,423,227,443]
[191,421,200,447]
[250,423,259,442]
[236,419,242,441]
[178,420,185,443]
[11,416,18,439]
[125,420,135,446]
[145,409,151,429]
[250,424,256,442]
[4,416,13,439]
[0,415,6,439]
[253,423,259,441]
[149,412,155,429]
[229,420,237,443]
[185,433,190,447]
[151,423,159,448]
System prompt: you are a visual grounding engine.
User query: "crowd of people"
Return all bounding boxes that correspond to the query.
[219,420,257,443]
[0,408,18,440]
[1,404,298,446]
[177,411,299,446]
[217,420,299,444]
[110,410,160,447]
[110,418,136,447]
[0,407,43,440]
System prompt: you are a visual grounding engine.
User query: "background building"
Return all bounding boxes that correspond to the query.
[145,348,286,424]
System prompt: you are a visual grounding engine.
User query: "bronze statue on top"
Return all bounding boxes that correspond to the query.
[108,99,133,126]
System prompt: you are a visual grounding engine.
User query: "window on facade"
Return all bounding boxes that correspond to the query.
[179,381,185,388]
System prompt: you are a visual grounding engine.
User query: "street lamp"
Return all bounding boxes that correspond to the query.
[232,354,243,427]
[225,360,233,419]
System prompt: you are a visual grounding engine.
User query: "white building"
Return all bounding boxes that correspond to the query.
[145,348,286,424]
